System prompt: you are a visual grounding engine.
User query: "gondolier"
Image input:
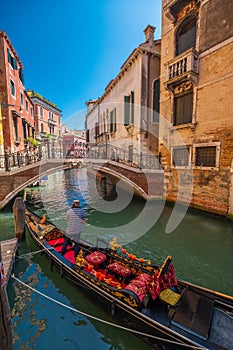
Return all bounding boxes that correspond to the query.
[62,199,86,259]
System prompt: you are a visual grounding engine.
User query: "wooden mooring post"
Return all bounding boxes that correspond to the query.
[13,197,26,239]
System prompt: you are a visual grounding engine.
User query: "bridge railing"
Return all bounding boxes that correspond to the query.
[0,144,64,172]
[86,143,162,170]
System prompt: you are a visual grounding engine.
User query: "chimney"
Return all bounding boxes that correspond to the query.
[144,25,156,45]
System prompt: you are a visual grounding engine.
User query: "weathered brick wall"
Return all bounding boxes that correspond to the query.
[199,0,233,53]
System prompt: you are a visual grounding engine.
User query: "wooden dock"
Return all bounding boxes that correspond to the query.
[1,238,18,285]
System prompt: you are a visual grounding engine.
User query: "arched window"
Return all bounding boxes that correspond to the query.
[176,17,197,56]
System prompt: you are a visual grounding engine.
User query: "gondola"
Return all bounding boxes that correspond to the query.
[24,206,233,350]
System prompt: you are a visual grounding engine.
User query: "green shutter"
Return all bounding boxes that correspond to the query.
[131,91,134,124]
[110,111,113,133]
[124,95,130,126]
[19,69,25,84]
[12,57,18,70]
[153,79,160,122]
[113,108,116,132]
[7,49,11,63]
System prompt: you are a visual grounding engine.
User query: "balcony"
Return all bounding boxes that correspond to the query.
[48,119,56,126]
[164,0,200,22]
[165,48,199,88]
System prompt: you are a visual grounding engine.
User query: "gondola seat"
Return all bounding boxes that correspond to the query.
[85,251,107,267]
[125,273,152,302]
[107,263,131,278]
[159,288,181,306]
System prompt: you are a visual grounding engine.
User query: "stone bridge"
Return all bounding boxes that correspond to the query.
[86,160,164,200]
[0,158,164,209]
[0,159,68,209]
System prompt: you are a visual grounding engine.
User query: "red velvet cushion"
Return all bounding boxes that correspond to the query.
[125,273,152,302]
[85,251,107,266]
[134,273,152,283]
[108,263,131,278]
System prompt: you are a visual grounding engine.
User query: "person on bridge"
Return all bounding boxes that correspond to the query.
[62,199,86,260]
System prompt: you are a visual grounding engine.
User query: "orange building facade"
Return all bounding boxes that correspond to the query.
[0,31,35,155]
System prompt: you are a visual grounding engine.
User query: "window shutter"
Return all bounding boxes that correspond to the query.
[131,91,134,124]
[19,69,25,84]
[7,49,11,63]
[110,111,113,133]
[174,92,193,125]
[153,79,160,122]
[124,95,130,126]
[12,57,18,70]
[113,108,116,132]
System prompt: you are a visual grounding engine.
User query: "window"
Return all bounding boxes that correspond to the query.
[40,107,43,117]
[19,69,24,84]
[40,123,44,132]
[7,49,18,70]
[13,115,18,140]
[110,108,116,133]
[176,17,197,56]
[124,91,134,126]
[195,146,216,167]
[22,120,27,140]
[26,100,28,112]
[172,147,190,167]
[65,140,71,145]
[27,124,30,138]
[10,79,15,97]
[86,129,90,143]
[95,122,99,137]
[30,107,33,116]
[174,91,193,125]
[153,79,160,122]
[20,93,24,106]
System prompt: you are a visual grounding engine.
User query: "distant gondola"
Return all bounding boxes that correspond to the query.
[24,206,233,350]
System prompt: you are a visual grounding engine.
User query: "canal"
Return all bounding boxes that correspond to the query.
[1,167,233,350]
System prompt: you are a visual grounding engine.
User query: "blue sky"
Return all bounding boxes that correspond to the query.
[1,0,162,129]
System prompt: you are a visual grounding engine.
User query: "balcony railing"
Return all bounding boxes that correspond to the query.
[165,48,199,84]
[48,119,56,126]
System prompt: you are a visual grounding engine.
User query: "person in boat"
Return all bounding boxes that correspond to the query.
[62,199,86,259]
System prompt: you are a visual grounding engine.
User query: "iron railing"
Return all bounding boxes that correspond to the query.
[0,141,64,172]
[86,143,162,170]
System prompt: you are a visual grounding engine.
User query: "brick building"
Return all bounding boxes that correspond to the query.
[85,25,161,160]
[0,31,35,155]
[159,0,233,216]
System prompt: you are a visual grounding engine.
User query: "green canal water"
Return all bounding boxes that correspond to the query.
[1,167,233,350]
